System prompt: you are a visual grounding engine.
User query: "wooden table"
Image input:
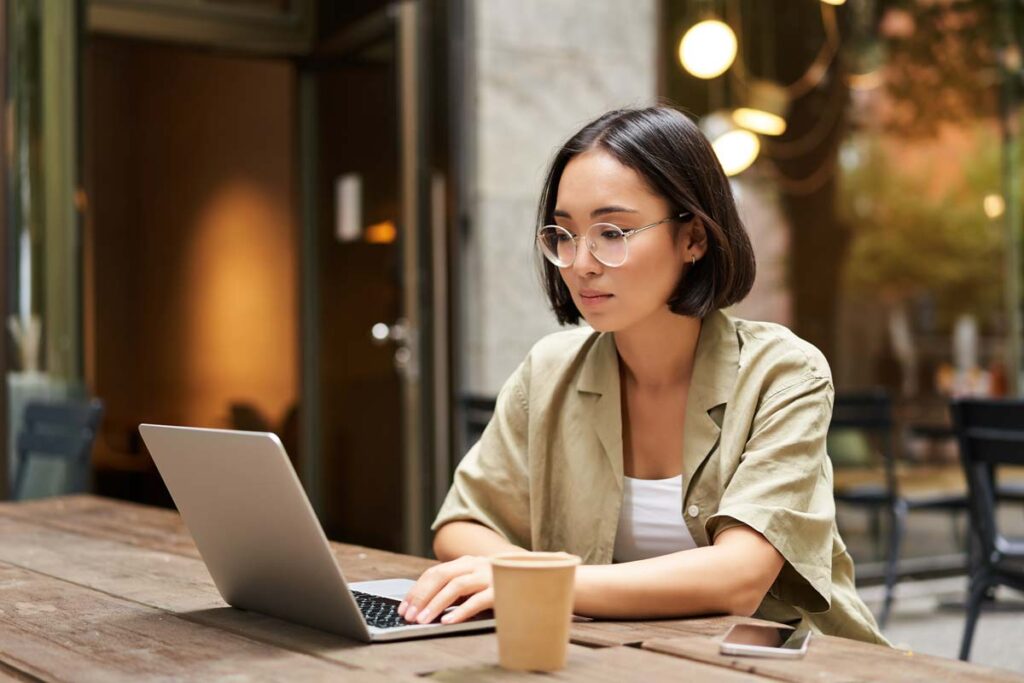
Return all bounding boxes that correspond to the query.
[0,495,1015,682]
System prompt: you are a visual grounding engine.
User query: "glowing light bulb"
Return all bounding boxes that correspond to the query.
[733,108,786,136]
[679,20,737,79]
[712,130,760,176]
[983,194,1006,219]
[732,80,788,136]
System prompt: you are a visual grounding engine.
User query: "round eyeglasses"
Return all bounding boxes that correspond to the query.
[536,212,692,268]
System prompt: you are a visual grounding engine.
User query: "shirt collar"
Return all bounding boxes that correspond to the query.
[577,309,738,413]
[687,309,739,416]
[576,310,740,489]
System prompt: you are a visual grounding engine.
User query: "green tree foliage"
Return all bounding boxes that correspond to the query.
[875,1,998,137]
[839,132,1005,330]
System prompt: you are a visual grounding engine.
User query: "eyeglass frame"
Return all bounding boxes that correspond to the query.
[536,211,695,268]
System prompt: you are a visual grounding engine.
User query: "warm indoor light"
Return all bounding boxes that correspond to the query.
[733,108,786,136]
[713,130,760,176]
[983,194,1006,219]
[365,220,397,244]
[678,19,737,79]
[733,80,788,136]
[848,70,884,91]
[702,111,761,177]
[821,0,846,6]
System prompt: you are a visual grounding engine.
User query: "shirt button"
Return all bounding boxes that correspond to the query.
[687,504,700,518]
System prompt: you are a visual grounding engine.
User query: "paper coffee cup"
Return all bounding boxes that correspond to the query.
[490,551,581,672]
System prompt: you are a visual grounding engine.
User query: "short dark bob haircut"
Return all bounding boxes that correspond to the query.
[536,106,756,325]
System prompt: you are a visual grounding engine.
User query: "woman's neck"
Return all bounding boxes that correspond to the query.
[613,310,702,389]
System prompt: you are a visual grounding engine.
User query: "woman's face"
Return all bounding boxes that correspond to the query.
[553,148,702,332]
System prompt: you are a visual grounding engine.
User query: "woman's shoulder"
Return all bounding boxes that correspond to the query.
[493,327,604,407]
[726,314,832,388]
[525,326,602,367]
[506,326,607,399]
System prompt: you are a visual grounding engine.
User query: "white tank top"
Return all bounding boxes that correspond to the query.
[613,474,697,563]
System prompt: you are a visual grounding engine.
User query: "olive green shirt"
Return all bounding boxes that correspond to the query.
[433,310,887,645]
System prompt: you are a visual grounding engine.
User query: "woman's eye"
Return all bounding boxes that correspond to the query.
[602,230,625,240]
[556,233,573,242]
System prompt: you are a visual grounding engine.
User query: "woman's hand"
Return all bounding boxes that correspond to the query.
[397,555,494,625]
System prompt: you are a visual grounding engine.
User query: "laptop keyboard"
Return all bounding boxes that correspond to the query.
[351,590,424,630]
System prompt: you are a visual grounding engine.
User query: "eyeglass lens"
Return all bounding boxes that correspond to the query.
[537,223,628,268]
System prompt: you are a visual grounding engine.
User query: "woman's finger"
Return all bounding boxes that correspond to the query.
[399,561,470,619]
[415,572,488,624]
[440,586,494,624]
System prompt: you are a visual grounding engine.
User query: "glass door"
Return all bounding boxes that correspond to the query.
[300,0,451,555]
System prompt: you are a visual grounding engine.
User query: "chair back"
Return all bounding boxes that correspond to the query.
[950,398,1024,562]
[461,394,496,451]
[829,389,898,497]
[14,399,104,500]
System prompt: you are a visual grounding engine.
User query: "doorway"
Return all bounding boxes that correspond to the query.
[83,36,300,506]
[306,22,405,549]
[302,1,457,554]
[79,1,457,554]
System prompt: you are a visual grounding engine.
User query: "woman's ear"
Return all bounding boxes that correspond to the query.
[684,217,708,261]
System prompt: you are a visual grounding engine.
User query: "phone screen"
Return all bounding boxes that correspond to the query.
[721,624,810,651]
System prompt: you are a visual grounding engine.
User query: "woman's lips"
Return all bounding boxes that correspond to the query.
[578,290,614,307]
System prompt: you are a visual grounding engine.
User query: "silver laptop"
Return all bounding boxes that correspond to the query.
[138,424,496,642]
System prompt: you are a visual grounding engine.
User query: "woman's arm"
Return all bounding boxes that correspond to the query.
[574,525,784,618]
[403,522,783,625]
[397,521,526,625]
[433,520,526,560]
[405,357,533,626]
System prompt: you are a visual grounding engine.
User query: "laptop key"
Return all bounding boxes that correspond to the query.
[351,590,431,629]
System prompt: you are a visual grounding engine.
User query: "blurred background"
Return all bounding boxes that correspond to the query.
[2,0,1024,669]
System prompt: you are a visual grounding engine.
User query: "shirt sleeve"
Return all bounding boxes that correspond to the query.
[705,375,835,613]
[430,359,532,548]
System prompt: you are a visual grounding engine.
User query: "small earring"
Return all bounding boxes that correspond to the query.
[690,254,696,265]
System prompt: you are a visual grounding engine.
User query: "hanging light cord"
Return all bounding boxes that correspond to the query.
[727,2,840,100]
[762,147,840,196]
[763,81,846,159]
[724,0,846,163]
[708,0,845,191]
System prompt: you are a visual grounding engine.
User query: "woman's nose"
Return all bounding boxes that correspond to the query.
[573,238,603,276]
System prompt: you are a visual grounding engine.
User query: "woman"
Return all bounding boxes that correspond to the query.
[397,106,886,644]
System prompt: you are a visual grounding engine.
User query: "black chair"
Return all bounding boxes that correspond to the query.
[829,390,966,628]
[460,394,496,452]
[13,399,105,500]
[950,398,1024,661]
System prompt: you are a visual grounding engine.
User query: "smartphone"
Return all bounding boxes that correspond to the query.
[719,623,811,658]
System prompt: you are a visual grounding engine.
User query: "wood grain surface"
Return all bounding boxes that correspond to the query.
[0,496,1012,681]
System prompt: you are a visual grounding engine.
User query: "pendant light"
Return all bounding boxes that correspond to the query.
[679,18,737,79]
[701,111,760,176]
[733,80,789,136]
